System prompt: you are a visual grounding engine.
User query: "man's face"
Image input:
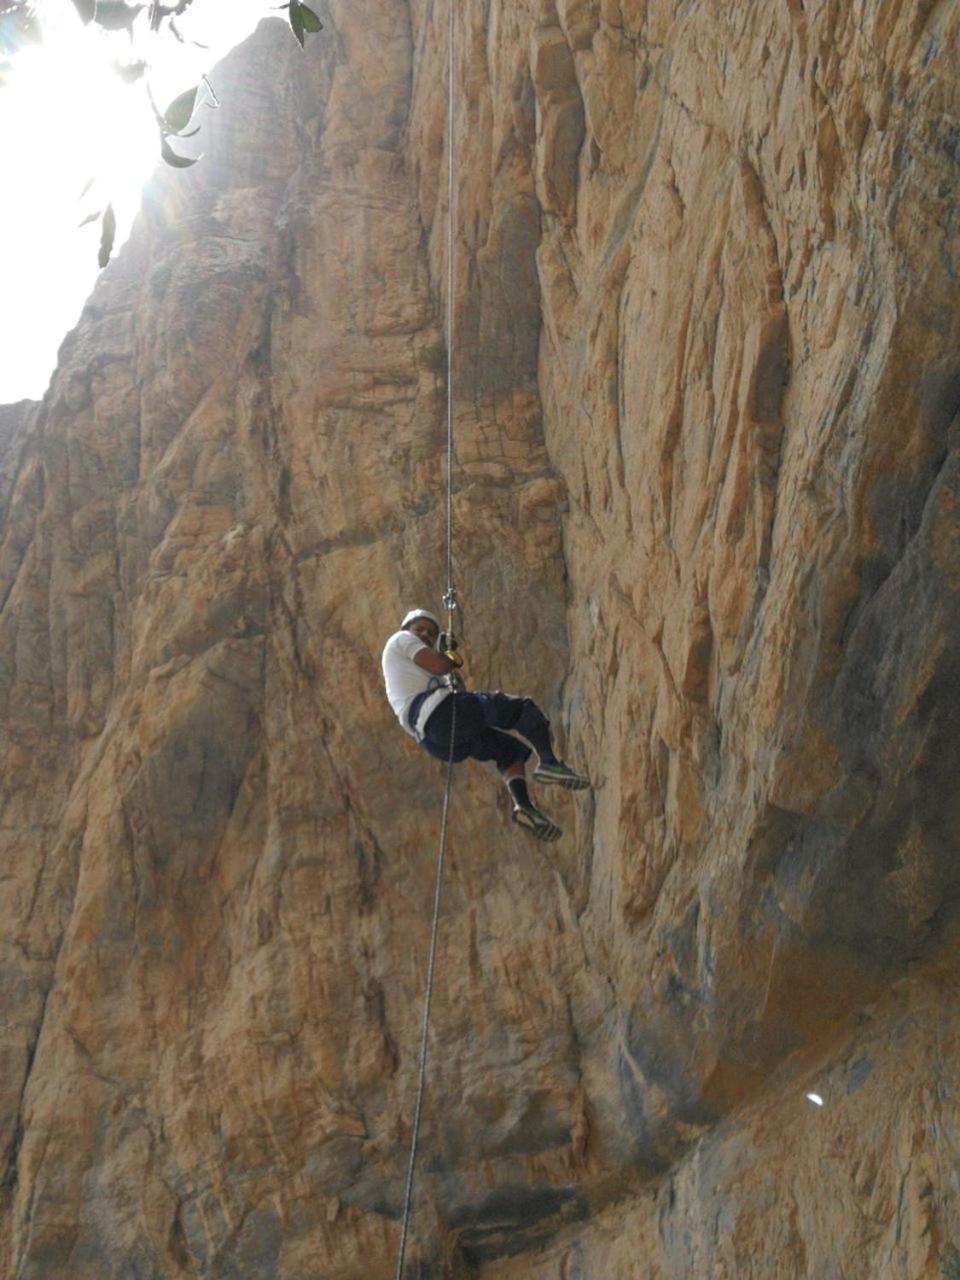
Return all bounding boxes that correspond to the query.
[409,617,439,648]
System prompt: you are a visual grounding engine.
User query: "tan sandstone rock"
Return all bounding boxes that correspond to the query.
[0,0,958,1276]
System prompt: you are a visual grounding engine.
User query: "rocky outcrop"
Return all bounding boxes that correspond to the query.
[483,947,960,1280]
[0,0,958,1276]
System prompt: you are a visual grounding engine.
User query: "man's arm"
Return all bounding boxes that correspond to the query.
[413,647,456,676]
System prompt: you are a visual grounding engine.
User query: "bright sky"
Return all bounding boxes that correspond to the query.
[0,0,279,403]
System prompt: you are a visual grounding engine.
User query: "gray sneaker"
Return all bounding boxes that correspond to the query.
[532,760,590,791]
[511,802,562,842]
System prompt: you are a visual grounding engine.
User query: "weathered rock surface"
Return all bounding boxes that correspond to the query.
[482,946,960,1280]
[0,400,37,526]
[0,0,958,1276]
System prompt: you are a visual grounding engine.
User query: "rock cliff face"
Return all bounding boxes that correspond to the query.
[1,2,958,1277]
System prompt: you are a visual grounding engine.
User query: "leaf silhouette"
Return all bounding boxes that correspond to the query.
[79,210,102,228]
[168,18,206,47]
[200,73,219,106]
[163,85,198,133]
[161,135,200,167]
[70,0,97,24]
[98,205,116,269]
[300,4,322,32]
[288,0,305,47]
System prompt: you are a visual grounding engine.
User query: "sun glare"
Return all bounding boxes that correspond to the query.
[0,0,274,403]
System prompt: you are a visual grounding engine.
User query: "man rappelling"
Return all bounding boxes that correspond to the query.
[381,608,589,841]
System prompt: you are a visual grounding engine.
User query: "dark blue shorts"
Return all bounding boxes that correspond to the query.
[414,691,534,773]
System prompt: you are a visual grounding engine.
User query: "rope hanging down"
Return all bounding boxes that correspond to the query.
[443,0,456,606]
[393,5,458,1277]
[393,735,455,1279]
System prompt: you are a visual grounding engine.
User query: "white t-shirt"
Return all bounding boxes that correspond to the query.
[381,630,451,738]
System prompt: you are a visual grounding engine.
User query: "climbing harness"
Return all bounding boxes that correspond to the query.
[393,4,459,1276]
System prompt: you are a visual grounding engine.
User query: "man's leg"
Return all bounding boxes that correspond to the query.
[469,727,562,842]
[477,693,589,790]
[421,695,566,840]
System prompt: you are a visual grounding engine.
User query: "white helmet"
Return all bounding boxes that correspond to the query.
[401,608,440,630]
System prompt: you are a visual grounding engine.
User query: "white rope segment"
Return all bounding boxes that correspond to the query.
[393,4,458,1276]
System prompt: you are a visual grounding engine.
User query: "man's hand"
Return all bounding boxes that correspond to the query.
[438,632,458,652]
[443,648,464,668]
[413,647,458,676]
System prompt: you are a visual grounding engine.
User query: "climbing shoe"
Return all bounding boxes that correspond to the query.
[533,760,591,791]
[511,802,562,842]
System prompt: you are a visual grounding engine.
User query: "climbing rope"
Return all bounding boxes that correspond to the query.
[443,0,456,604]
[393,732,455,1279]
[393,4,458,1276]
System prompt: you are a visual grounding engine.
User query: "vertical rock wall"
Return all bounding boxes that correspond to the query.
[406,0,960,1270]
[0,0,958,1276]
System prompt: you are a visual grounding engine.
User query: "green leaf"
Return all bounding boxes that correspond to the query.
[163,85,198,134]
[288,0,305,47]
[79,210,102,228]
[299,4,322,32]
[98,205,116,269]
[160,136,200,167]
